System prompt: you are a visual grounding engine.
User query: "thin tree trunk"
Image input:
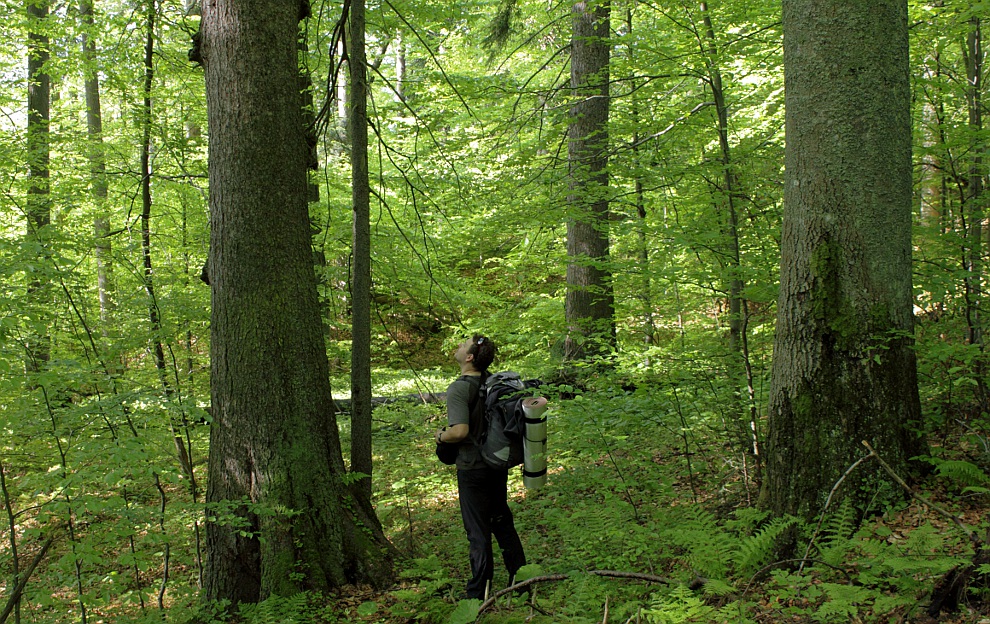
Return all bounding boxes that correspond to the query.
[394,35,405,102]
[565,0,615,361]
[626,6,656,348]
[139,0,193,482]
[26,0,51,374]
[920,51,945,228]
[337,38,348,134]
[699,0,760,485]
[963,16,987,409]
[0,459,20,624]
[80,0,113,334]
[349,0,374,505]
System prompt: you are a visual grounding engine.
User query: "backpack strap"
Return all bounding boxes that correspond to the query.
[467,371,488,441]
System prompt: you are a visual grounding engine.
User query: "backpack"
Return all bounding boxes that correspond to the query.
[474,371,543,470]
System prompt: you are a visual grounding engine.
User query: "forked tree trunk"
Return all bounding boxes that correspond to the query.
[764,0,925,519]
[200,0,392,604]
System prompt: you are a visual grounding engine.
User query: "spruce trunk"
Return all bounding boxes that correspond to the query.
[200,0,391,604]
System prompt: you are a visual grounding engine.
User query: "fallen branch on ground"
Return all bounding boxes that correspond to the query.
[862,440,988,617]
[478,569,676,615]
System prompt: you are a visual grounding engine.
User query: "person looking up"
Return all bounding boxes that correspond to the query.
[435,334,526,599]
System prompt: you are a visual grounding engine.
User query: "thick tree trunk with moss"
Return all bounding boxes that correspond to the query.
[200,0,392,605]
[763,0,925,520]
[564,0,615,361]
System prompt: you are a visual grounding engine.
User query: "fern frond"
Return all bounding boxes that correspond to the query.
[934,459,990,487]
[664,507,733,580]
[822,498,858,543]
[816,499,858,566]
[813,583,870,622]
[734,516,797,577]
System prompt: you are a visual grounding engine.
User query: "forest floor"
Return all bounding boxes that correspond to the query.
[8,388,989,624]
[300,397,990,624]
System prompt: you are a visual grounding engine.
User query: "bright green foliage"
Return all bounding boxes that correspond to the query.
[0,0,987,620]
[643,586,713,623]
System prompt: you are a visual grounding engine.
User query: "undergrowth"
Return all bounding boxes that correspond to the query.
[4,378,989,623]
[352,385,990,624]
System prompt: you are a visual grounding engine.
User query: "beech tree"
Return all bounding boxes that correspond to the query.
[198,0,392,604]
[763,0,926,519]
[25,0,50,373]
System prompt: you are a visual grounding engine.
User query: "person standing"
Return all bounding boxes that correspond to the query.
[435,335,526,599]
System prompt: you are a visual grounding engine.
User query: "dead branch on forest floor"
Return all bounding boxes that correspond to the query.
[477,569,677,616]
[862,440,989,618]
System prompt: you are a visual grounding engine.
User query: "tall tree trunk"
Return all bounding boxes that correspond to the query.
[764,0,925,519]
[564,0,615,361]
[699,0,760,486]
[625,6,656,348]
[80,0,113,335]
[26,0,51,374]
[199,0,392,604]
[349,0,374,505]
[963,16,987,409]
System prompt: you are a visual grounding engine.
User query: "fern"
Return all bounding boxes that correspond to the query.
[643,586,715,624]
[733,515,798,578]
[724,507,771,536]
[816,499,858,566]
[934,459,990,488]
[664,507,734,580]
[812,583,871,622]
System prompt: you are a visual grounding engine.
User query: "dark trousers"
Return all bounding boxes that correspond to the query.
[457,467,527,599]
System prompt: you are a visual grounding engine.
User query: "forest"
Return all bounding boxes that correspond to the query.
[2,0,990,622]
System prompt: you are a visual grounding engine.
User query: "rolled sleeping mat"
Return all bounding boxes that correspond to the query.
[522,397,548,489]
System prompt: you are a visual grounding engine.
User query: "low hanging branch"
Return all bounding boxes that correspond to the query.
[478,569,675,616]
[330,391,447,414]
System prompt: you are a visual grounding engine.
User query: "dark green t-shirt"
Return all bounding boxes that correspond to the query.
[446,374,487,470]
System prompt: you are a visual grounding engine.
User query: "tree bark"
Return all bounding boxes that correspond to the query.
[200,0,392,604]
[565,0,615,361]
[764,0,925,519]
[80,0,113,334]
[349,0,374,505]
[26,0,51,373]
